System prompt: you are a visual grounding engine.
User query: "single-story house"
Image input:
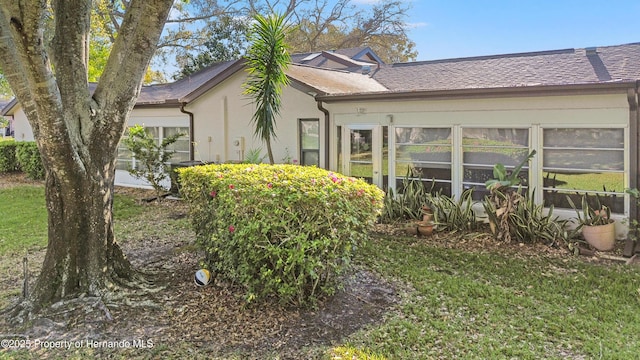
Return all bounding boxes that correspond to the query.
[4,43,640,254]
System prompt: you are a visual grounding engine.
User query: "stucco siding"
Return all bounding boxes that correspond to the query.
[12,109,33,141]
[185,71,326,166]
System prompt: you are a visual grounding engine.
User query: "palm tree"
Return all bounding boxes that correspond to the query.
[243,13,291,164]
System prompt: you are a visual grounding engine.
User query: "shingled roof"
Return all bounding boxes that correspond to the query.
[136,59,244,105]
[371,42,640,92]
[4,43,640,116]
[290,47,383,69]
[134,47,386,106]
[287,64,387,95]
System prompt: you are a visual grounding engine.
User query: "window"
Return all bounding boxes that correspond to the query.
[542,128,624,213]
[395,127,452,196]
[164,126,190,163]
[299,119,319,166]
[116,126,189,171]
[462,128,530,200]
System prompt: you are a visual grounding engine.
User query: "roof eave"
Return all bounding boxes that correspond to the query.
[286,76,328,98]
[134,99,183,108]
[316,81,639,102]
[1,98,19,116]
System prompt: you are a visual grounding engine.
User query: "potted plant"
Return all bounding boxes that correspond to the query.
[568,194,616,251]
[417,205,434,236]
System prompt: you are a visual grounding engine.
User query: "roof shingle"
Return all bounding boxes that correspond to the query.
[372,43,640,92]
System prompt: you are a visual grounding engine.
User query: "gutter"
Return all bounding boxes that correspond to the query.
[316,81,637,103]
[624,81,640,257]
[634,80,640,255]
[180,102,195,161]
[316,100,330,170]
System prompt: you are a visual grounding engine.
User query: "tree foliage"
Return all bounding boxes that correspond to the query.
[174,14,251,79]
[284,0,417,63]
[1,0,417,88]
[243,13,291,164]
[174,0,416,76]
[0,71,12,99]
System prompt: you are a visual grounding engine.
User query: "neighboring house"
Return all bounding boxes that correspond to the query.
[4,43,640,254]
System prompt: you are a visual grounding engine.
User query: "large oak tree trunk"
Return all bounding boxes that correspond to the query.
[31,161,130,309]
[0,0,174,313]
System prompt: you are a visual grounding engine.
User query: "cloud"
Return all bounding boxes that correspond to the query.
[404,21,429,30]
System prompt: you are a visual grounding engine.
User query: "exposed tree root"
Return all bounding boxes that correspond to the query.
[1,269,166,332]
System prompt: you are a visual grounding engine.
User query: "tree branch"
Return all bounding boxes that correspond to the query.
[93,0,173,150]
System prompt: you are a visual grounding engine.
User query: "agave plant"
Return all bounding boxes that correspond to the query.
[425,189,478,232]
[510,190,573,246]
[567,193,613,227]
[379,169,433,223]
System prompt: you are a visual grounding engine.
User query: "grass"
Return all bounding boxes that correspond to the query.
[0,185,46,254]
[0,185,147,256]
[545,171,624,193]
[1,182,640,359]
[348,234,640,359]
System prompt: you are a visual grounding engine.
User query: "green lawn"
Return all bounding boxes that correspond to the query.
[0,185,146,255]
[347,234,640,359]
[544,171,624,193]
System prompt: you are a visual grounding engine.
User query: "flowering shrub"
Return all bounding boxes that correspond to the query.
[179,164,384,306]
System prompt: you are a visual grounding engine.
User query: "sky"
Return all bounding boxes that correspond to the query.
[403,0,640,62]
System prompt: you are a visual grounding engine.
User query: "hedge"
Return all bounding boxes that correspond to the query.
[15,142,44,180]
[179,164,384,306]
[0,140,18,173]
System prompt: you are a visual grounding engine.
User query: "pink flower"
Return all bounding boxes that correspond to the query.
[311,179,317,185]
[357,189,365,196]
[267,183,273,188]
[210,190,217,198]
[229,225,235,233]
[229,184,235,189]
[293,159,298,164]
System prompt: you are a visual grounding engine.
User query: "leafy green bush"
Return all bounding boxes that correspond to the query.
[179,164,384,306]
[122,124,186,200]
[16,142,44,180]
[0,139,18,173]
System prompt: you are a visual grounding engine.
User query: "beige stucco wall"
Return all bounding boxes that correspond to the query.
[184,71,326,166]
[10,105,190,143]
[11,108,33,141]
[328,93,629,126]
[128,107,189,127]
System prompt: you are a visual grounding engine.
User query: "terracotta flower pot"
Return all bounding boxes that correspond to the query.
[422,213,433,223]
[417,222,434,236]
[582,221,616,251]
